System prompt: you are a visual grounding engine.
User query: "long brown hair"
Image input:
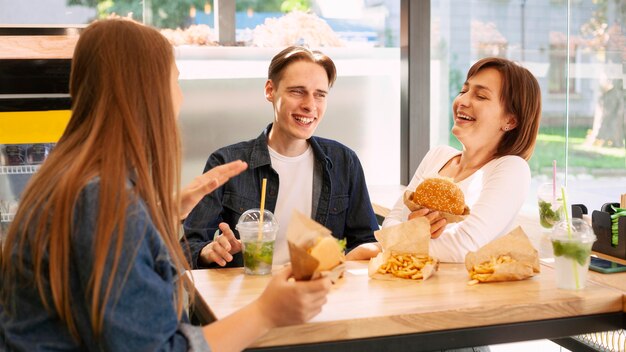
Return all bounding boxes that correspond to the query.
[0,19,189,341]
[466,57,542,160]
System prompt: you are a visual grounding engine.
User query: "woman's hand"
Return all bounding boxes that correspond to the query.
[254,265,332,328]
[408,208,447,239]
[199,223,242,266]
[179,160,247,219]
[345,242,382,261]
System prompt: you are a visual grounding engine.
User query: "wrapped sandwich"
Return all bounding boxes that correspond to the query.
[403,177,470,223]
[287,210,345,281]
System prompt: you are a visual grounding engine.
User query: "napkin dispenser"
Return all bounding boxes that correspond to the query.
[591,202,626,260]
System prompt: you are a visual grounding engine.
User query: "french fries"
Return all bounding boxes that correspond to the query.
[467,255,516,285]
[377,252,436,280]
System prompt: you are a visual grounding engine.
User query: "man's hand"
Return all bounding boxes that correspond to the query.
[199,223,243,266]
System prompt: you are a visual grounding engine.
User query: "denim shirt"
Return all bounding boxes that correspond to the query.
[183,123,378,269]
[0,179,210,352]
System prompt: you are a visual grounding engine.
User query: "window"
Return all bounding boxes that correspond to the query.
[431,0,625,215]
[548,41,577,94]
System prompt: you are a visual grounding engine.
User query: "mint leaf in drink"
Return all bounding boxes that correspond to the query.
[539,200,562,228]
[243,240,275,271]
[552,240,591,266]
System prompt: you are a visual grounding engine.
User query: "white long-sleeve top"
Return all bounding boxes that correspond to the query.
[382,145,530,263]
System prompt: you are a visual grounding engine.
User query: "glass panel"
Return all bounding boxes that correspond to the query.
[0,143,55,239]
[176,1,402,188]
[567,0,625,211]
[0,0,96,25]
[430,0,625,219]
[1,1,402,189]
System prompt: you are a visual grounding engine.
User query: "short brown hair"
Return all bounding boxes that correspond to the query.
[466,57,542,161]
[268,46,337,88]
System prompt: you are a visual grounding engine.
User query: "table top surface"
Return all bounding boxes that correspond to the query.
[188,261,624,348]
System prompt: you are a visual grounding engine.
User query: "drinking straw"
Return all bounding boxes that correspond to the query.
[561,187,572,238]
[561,186,580,289]
[552,160,557,202]
[258,178,267,241]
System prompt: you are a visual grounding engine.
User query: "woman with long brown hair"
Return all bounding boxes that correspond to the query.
[0,19,330,351]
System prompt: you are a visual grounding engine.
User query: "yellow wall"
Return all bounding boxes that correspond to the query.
[0,110,70,144]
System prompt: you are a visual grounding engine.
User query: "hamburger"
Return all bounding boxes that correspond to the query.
[411,177,469,216]
[308,237,346,271]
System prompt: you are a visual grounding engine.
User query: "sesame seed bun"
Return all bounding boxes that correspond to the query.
[412,178,467,215]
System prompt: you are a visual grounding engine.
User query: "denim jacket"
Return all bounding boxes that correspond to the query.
[0,179,210,352]
[183,123,378,269]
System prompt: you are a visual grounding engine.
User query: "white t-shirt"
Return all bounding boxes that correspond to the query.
[382,145,531,263]
[268,145,315,265]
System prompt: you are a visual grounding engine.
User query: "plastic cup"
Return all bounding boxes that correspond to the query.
[550,218,596,290]
[236,208,279,275]
[537,182,564,230]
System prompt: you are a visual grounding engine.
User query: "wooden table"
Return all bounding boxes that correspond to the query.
[187,261,624,351]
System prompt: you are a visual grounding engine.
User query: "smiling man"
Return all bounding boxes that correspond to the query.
[183,46,379,269]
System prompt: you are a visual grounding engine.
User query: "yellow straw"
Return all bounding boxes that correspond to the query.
[258,178,267,241]
[561,186,579,289]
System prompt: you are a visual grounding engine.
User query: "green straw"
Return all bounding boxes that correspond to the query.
[560,187,580,289]
[561,187,572,239]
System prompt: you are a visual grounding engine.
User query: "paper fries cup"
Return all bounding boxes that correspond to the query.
[465,226,540,283]
[368,219,439,281]
[403,190,468,223]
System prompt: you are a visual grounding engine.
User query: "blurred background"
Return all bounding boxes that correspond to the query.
[1,0,624,215]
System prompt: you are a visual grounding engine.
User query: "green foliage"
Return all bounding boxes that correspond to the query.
[69,0,312,28]
[449,127,626,175]
[528,127,626,174]
[280,0,310,13]
[234,0,284,12]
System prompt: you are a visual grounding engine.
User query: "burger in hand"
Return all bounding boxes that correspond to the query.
[308,237,346,271]
[403,177,469,223]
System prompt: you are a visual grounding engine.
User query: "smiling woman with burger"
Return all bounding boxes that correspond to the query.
[383,57,541,263]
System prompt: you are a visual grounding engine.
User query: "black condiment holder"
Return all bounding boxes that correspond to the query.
[590,203,626,260]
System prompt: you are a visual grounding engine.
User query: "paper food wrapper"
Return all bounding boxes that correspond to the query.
[287,210,345,281]
[464,226,540,282]
[403,190,468,224]
[368,218,439,281]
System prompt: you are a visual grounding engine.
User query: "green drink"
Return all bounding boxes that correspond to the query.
[242,240,275,275]
[236,209,279,276]
[538,199,563,229]
[551,219,596,290]
[537,182,564,229]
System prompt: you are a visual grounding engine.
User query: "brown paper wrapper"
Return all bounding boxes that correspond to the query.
[368,218,439,281]
[287,210,345,281]
[402,190,469,224]
[464,226,540,283]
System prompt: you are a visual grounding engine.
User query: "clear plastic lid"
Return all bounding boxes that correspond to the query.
[236,208,279,232]
[550,218,596,243]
